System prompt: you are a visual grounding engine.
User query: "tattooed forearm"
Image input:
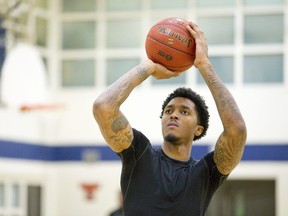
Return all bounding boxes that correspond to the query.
[214,135,245,175]
[215,137,234,166]
[199,63,247,174]
[93,64,150,152]
[112,116,129,133]
[105,65,150,111]
[110,130,133,146]
[200,66,245,130]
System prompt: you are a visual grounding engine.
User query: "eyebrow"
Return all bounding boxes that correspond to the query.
[165,104,193,110]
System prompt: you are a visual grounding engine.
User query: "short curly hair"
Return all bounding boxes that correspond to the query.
[160,87,210,141]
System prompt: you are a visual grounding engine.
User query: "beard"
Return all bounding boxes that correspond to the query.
[164,133,180,144]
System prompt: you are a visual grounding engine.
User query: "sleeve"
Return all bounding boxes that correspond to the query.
[204,151,229,188]
[117,128,151,196]
[118,128,151,163]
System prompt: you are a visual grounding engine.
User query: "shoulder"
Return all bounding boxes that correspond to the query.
[131,128,151,150]
[203,151,228,185]
[119,128,153,160]
[131,128,149,141]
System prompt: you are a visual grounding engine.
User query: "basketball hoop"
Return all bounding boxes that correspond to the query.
[19,104,65,112]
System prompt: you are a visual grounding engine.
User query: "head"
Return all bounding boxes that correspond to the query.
[160,87,209,142]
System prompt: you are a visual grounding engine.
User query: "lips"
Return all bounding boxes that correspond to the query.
[167,121,179,127]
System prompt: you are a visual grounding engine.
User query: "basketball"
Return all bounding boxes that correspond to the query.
[145,17,196,72]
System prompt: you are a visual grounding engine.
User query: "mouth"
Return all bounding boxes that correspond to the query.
[167,121,179,128]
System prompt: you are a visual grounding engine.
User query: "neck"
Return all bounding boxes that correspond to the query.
[162,142,192,161]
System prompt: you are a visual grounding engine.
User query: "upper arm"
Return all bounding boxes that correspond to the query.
[93,103,133,153]
[213,127,247,175]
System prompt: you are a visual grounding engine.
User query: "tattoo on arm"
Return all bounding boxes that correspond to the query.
[205,71,244,129]
[95,65,149,152]
[106,65,149,111]
[214,134,245,175]
[112,116,129,133]
[202,68,247,174]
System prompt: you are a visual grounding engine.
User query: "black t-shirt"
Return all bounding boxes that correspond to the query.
[118,128,228,216]
[109,208,123,216]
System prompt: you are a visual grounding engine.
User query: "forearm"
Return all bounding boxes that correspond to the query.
[198,61,247,174]
[93,63,153,152]
[198,62,245,132]
[95,64,151,110]
[187,22,246,174]
[93,59,179,152]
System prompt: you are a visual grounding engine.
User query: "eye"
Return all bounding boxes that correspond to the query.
[164,109,173,114]
[181,110,190,115]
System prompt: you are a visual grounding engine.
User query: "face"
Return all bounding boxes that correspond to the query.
[161,97,204,145]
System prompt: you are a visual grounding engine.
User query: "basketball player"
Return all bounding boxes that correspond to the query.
[93,22,247,215]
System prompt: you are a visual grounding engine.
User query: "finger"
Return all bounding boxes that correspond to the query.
[186,22,200,34]
[172,71,184,77]
[186,24,198,39]
[187,21,199,30]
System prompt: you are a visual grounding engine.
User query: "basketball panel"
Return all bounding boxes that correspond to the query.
[145,37,195,72]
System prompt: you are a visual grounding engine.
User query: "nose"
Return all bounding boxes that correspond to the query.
[170,111,179,120]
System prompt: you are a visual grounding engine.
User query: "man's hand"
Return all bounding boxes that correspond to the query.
[143,59,184,80]
[186,22,210,70]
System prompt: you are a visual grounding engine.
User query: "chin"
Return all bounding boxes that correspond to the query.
[164,134,180,144]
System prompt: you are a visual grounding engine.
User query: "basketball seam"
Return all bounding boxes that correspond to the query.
[156,22,188,32]
[149,55,193,70]
[146,35,195,57]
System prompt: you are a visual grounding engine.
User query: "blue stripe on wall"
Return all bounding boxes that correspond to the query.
[242,145,288,161]
[0,140,288,162]
[0,140,52,160]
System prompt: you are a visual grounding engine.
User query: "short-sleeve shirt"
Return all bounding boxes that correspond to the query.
[118,128,228,216]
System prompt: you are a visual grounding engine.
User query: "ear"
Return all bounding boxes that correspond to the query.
[194,125,204,137]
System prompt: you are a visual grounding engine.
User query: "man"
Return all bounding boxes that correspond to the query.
[93,22,247,216]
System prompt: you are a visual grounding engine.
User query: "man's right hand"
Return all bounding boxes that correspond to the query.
[143,59,184,80]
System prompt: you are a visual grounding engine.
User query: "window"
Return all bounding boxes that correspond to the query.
[62,59,95,87]
[244,0,283,6]
[11,184,20,208]
[244,54,283,83]
[244,14,283,44]
[36,0,287,88]
[197,56,234,84]
[206,180,275,216]
[106,20,141,48]
[0,184,4,207]
[36,17,48,47]
[62,21,96,49]
[151,0,188,9]
[198,16,234,45]
[106,59,140,85]
[196,0,236,7]
[36,0,49,9]
[61,0,96,12]
[0,181,43,216]
[27,186,42,216]
[106,0,141,11]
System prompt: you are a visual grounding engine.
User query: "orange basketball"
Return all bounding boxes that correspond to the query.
[145,17,196,72]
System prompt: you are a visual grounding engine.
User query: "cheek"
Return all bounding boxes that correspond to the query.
[161,118,168,127]
[187,119,199,132]
[161,115,168,123]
